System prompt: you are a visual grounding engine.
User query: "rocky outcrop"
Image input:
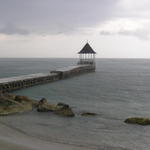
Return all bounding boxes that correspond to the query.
[0,93,75,117]
[0,93,33,115]
[37,99,75,117]
[124,117,150,125]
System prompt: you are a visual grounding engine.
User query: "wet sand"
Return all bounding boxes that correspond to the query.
[0,122,90,150]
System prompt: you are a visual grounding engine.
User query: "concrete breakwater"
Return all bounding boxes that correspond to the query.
[0,64,95,93]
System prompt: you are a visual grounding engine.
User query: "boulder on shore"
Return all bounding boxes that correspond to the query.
[124,117,150,125]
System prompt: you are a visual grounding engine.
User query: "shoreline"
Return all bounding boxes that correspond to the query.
[0,122,93,150]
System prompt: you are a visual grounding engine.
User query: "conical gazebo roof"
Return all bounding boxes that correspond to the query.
[78,43,96,54]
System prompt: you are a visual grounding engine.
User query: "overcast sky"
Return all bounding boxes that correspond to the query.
[0,0,150,58]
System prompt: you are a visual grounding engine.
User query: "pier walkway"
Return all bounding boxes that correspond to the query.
[0,65,95,93]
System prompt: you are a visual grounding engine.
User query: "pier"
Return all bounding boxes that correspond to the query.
[0,43,96,93]
[0,65,95,93]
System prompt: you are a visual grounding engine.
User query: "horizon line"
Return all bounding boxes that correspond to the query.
[0,57,150,59]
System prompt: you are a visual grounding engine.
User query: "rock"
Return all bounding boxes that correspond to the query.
[2,93,16,100]
[38,98,49,105]
[54,102,75,117]
[0,97,15,107]
[81,112,97,116]
[32,100,39,108]
[15,95,33,103]
[37,100,75,117]
[57,102,69,109]
[14,95,36,110]
[0,94,33,115]
[124,117,150,125]
[0,94,75,117]
[37,98,56,112]
[54,107,75,117]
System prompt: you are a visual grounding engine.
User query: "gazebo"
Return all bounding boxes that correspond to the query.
[78,42,96,65]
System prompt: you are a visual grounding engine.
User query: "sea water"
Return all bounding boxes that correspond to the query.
[0,58,150,150]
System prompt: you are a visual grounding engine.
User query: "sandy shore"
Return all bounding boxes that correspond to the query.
[0,138,78,150]
[0,122,91,150]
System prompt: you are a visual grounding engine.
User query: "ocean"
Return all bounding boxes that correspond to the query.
[0,58,150,150]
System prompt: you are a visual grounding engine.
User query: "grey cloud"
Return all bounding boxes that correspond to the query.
[0,24,30,35]
[0,0,119,35]
[100,29,150,40]
[117,0,150,19]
